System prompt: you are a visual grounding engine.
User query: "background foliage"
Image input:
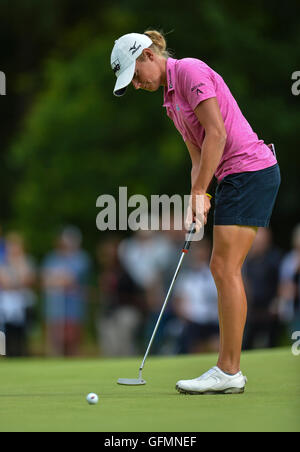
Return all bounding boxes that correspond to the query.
[1,0,299,256]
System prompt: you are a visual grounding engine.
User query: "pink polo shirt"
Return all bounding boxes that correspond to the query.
[163,58,277,182]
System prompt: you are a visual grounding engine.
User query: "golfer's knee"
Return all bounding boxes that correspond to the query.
[210,256,224,283]
[210,255,239,284]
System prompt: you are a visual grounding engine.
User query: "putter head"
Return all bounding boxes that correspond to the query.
[117,378,146,386]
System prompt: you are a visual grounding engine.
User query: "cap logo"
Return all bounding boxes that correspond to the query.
[112,58,121,74]
[129,41,141,55]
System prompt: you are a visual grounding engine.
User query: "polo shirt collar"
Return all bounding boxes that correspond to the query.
[166,57,176,92]
[163,58,176,106]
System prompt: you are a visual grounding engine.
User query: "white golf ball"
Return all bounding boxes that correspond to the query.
[86,393,99,405]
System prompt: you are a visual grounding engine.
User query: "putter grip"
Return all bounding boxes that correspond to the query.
[183,223,196,252]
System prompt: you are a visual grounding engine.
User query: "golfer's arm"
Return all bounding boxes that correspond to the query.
[185,139,201,186]
[192,98,227,194]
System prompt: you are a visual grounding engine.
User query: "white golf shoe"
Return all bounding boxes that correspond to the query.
[176,366,247,395]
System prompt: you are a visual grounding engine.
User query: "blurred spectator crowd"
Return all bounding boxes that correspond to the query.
[0,220,299,358]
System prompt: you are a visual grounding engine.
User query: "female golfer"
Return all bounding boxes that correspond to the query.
[110,31,281,394]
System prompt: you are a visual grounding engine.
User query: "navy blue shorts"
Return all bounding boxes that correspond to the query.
[214,164,281,227]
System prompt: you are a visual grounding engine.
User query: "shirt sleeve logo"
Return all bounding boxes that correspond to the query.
[191,83,205,94]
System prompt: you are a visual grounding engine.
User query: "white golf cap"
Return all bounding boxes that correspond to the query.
[111,33,153,97]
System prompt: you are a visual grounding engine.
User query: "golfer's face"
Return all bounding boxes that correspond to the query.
[132,57,161,92]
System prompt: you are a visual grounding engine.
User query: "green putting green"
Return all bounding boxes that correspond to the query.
[0,347,299,432]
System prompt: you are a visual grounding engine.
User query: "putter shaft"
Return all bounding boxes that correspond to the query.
[138,223,196,377]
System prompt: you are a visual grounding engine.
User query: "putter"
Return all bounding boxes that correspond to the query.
[117,222,197,386]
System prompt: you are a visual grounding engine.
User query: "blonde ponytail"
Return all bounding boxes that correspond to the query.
[143,29,173,59]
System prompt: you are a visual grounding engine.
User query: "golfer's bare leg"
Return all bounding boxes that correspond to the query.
[210,225,258,374]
